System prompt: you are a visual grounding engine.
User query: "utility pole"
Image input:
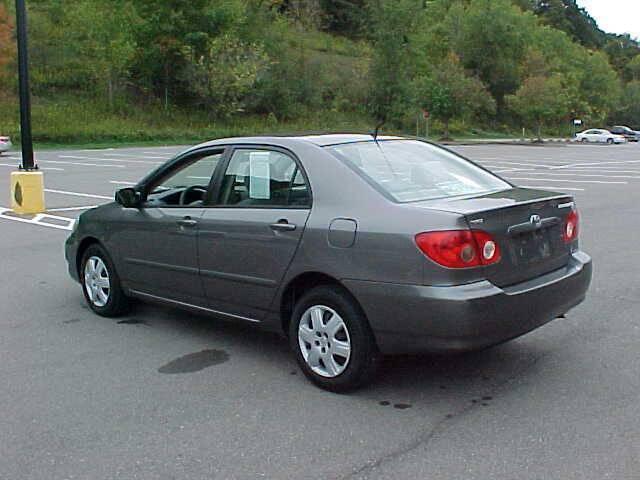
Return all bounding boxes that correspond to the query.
[15,0,35,170]
[10,0,45,215]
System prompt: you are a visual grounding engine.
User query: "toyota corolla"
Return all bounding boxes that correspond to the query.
[65,135,592,391]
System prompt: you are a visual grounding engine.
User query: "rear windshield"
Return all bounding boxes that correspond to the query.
[327,140,510,203]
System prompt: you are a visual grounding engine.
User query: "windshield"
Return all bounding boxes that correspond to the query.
[327,140,511,203]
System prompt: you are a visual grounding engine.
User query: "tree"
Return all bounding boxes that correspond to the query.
[508,74,570,140]
[627,56,640,82]
[181,34,269,117]
[413,53,495,139]
[64,0,138,106]
[367,0,423,125]
[0,2,15,88]
[455,0,537,116]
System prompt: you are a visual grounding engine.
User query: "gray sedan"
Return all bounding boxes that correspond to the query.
[65,135,592,391]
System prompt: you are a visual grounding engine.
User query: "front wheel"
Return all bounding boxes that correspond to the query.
[81,244,129,317]
[289,286,380,392]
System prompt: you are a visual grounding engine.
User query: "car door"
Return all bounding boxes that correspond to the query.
[597,130,608,143]
[197,146,312,321]
[115,149,225,305]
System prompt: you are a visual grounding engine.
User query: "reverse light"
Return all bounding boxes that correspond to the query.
[415,230,501,268]
[563,209,579,243]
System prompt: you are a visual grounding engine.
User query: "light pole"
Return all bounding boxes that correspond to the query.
[15,0,35,170]
[10,0,45,214]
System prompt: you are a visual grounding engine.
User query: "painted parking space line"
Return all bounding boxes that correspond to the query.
[44,189,113,200]
[519,185,585,191]
[0,207,75,230]
[109,180,136,185]
[42,160,125,168]
[102,153,170,160]
[143,151,174,156]
[476,160,568,168]
[47,205,97,212]
[504,171,640,179]
[550,160,640,170]
[57,155,161,165]
[0,163,64,171]
[505,177,627,184]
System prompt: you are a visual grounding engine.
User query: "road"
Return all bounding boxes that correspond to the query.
[0,142,638,479]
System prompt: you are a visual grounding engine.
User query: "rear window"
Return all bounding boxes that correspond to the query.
[326,140,510,203]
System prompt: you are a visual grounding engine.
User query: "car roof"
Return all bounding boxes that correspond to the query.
[186,133,406,152]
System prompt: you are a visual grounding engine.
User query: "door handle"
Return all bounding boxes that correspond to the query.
[177,217,198,228]
[270,220,296,232]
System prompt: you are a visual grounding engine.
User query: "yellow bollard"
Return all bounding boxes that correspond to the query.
[10,170,45,214]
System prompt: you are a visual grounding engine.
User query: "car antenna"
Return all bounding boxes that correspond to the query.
[371,119,385,144]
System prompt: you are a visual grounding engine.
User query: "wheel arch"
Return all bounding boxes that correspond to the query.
[76,236,102,278]
[279,271,367,335]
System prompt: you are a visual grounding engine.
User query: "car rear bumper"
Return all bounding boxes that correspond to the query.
[344,251,592,355]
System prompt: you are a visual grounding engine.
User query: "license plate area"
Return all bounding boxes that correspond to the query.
[512,228,553,265]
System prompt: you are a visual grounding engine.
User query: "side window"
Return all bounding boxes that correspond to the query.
[145,152,222,207]
[219,149,310,207]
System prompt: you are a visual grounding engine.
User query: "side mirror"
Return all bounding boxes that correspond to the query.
[115,187,141,208]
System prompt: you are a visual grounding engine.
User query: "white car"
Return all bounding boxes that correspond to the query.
[576,129,626,144]
[0,136,11,154]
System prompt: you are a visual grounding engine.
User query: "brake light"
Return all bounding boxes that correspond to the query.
[563,209,579,243]
[415,230,501,268]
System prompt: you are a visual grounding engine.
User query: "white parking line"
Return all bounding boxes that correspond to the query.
[551,160,640,169]
[520,185,585,191]
[47,205,97,212]
[505,177,627,184]
[143,151,173,156]
[0,163,64,171]
[0,207,75,230]
[58,155,161,165]
[505,171,640,179]
[109,180,136,185]
[102,153,169,160]
[44,189,113,200]
[43,160,125,168]
[476,160,568,168]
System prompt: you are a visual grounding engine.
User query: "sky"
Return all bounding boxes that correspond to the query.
[577,0,640,39]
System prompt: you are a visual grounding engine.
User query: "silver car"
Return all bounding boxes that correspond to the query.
[65,135,592,391]
[0,136,11,154]
[576,129,626,144]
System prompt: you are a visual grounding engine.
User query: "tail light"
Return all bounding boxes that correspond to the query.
[563,209,579,243]
[415,230,501,268]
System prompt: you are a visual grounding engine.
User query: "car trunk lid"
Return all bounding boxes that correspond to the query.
[417,188,575,287]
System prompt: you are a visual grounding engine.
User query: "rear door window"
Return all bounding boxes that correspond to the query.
[218,149,311,207]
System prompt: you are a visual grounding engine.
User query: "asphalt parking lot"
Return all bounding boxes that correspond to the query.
[1,141,639,479]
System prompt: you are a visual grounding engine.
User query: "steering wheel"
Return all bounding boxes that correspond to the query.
[179,185,208,206]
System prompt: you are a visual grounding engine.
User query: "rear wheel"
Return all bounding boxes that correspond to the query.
[607,138,614,144]
[81,244,129,317]
[580,138,587,143]
[289,285,380,392]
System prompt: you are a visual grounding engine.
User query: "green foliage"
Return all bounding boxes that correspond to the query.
[507,74,570,139]
[413,54,495,139]
[0,0,637,145]
[454,0,537,112]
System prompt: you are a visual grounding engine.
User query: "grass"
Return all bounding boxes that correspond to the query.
[0,95,375,149]
[0,95,574,150]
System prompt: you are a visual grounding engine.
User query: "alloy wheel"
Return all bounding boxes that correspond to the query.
[84,256,110,307]
[298,305,351,378]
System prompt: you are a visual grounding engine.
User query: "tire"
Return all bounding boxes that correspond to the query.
[580,138,587,143]
[289,285,380,392]
[80,243,129,317]
[607,138,614,144]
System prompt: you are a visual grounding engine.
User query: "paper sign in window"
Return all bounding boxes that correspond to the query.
[249,152,271,199]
